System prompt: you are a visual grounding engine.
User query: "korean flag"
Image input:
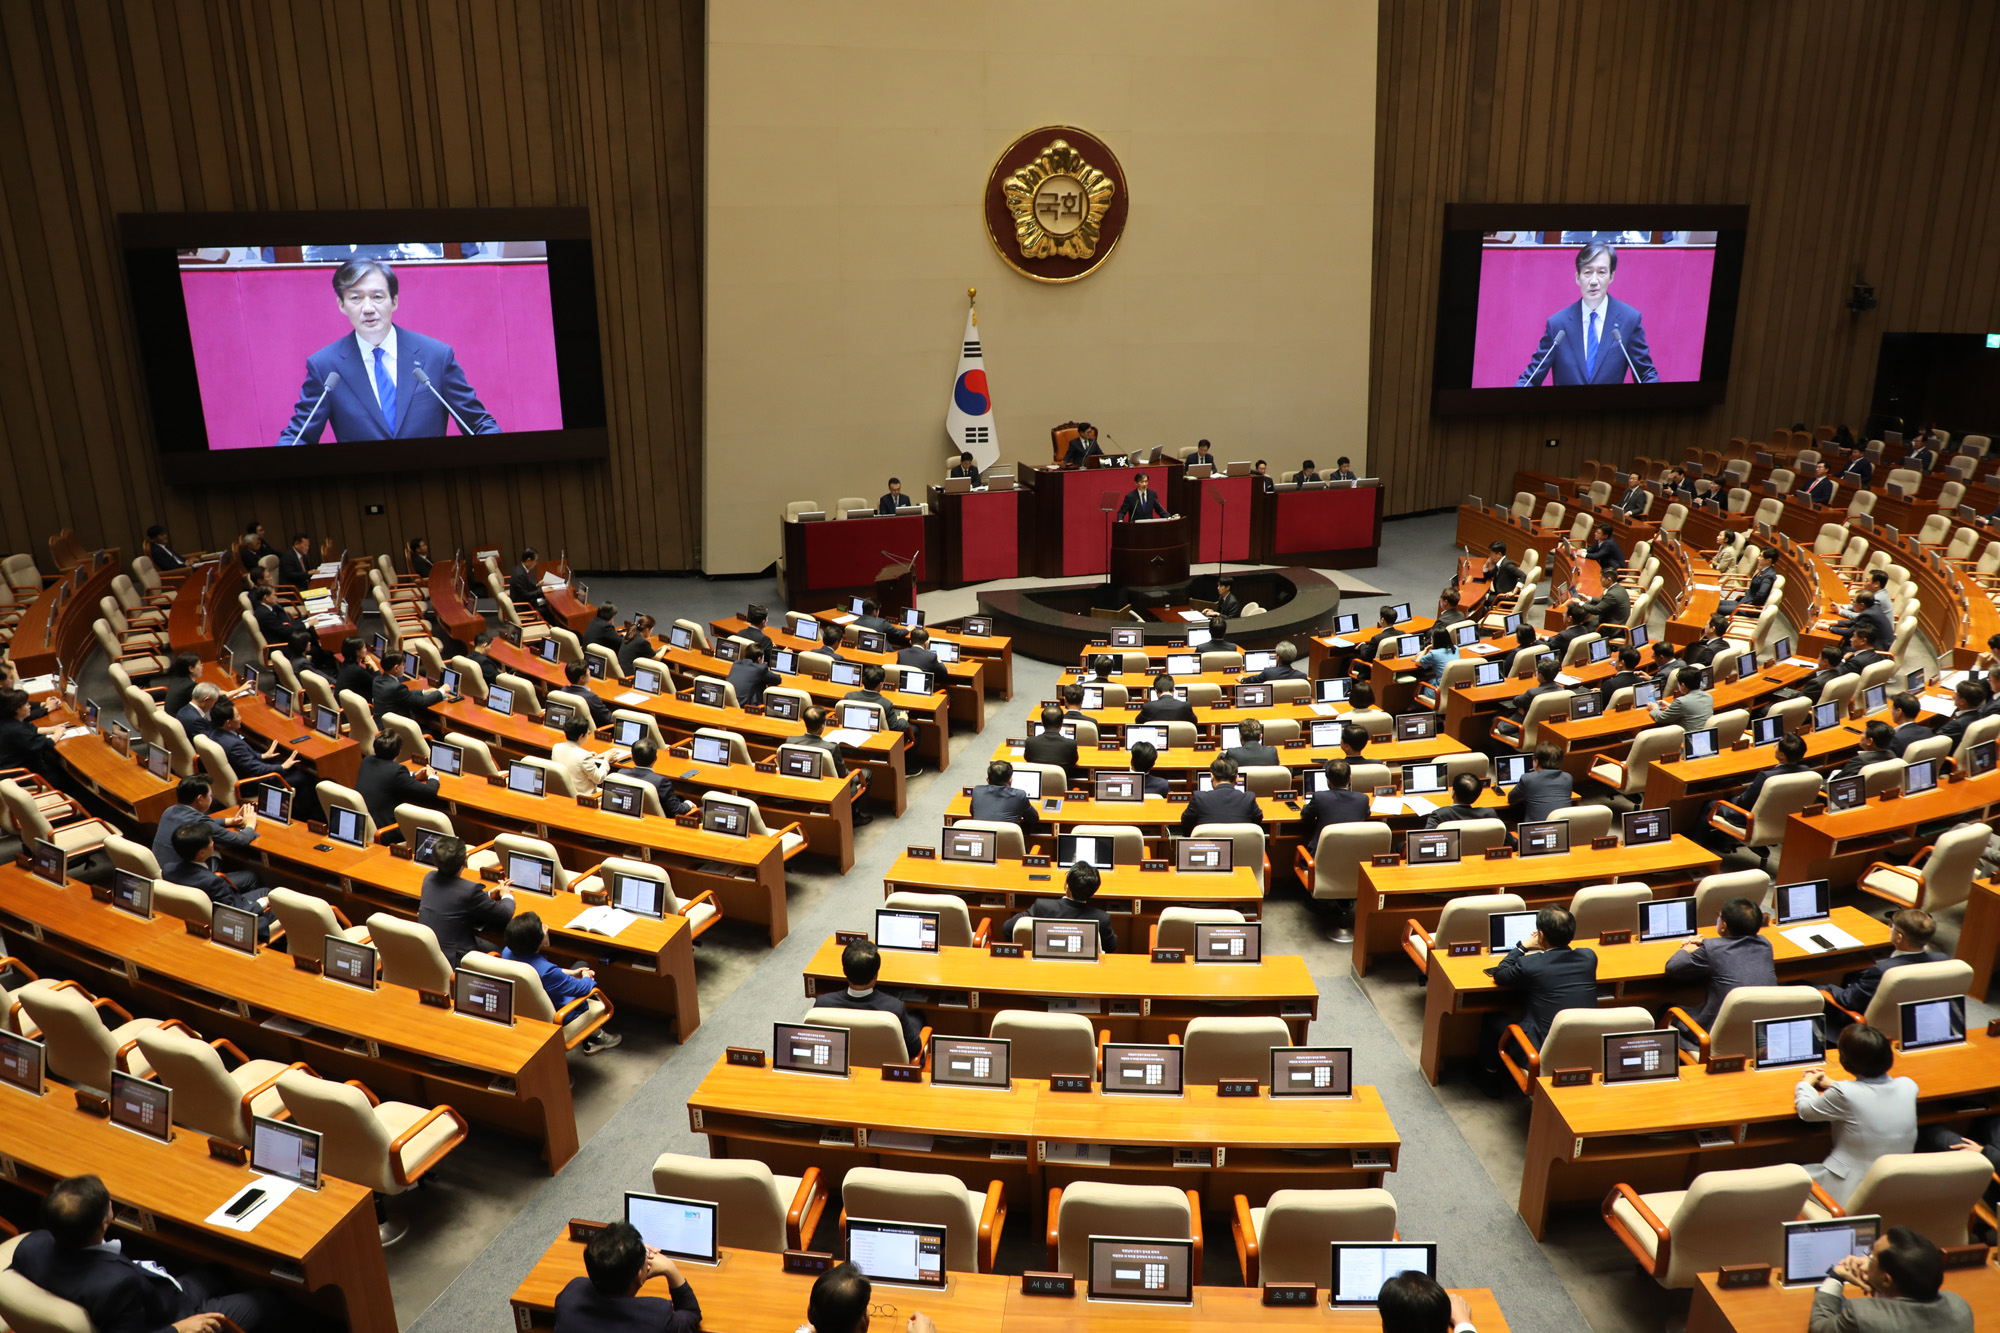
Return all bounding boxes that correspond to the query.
[945,304,999,468]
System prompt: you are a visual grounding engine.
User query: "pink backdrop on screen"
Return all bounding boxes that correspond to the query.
[1470,247,1715,388]
[181,263,564,449]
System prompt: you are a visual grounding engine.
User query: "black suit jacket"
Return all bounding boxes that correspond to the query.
[1003,895,1116,953]
[948,463,982,486]
[1420,802,1482,831]
[335,660,377,700]
[1247,664,1307,683]
[1889,722,1934,757]
[1664,933,1777,1031]
[0,716,57,775]
[1224,743,1280,769]
[618,765,691,816]
[509,565,546,607]
[147,541,185,571]
[356,753,439,830]
[1116,488,1169,521]
[554,1276,701,1333]
[419,870,516,968]
[877,492,915,515]
[1801,476,1838,506]
[1216,592,1243,617]
[582,619,622,653]
[814,987,924,1057]
[275,547,312,590]
[1063,437,1104,466]
[968,783,1040,836]
[1135,694,1196,724]
[1178,784,1263,836]
[1506,768,1573,823]
[1584,538,1626,576]
[371,673,441,720]
[216,729,284,780]
[1141,773,1171,797]
[10,1231,194,1333]
[1828,949,1949,1014]
[175,702,216,740]
[1023,729,1081,788]
[614,638,649,678]
[896,646,945,681]
[1493,945,1599,1046]
[1297,787,1369,845]
[1735,762,1813,819]
[726,659,780,707]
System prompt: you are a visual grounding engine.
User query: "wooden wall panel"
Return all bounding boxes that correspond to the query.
[0,0,702,575]
[1371,0,2000,517]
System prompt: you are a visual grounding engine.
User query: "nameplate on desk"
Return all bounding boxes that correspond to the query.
[1049,1074,1092,1093]
[1370,853,1401,867]
[675,815,700,827]
[1879,788,1900,800]
[1707,1055,1747,1074]
[485,772,508,788]
[418,989,452,1009]
[579,887,609,906]
[1193,742,1218,752]
[1284,738,1309,749]
[880,1062,922,1083]
[207,1136,248,1166]
[754,761,778,773]
[1210,699,1232,710]
[1140,859,1169,872]
[834,929,868,945]
[1597,929,1633,946]
[1217,1078,1259,1097]
[1940,1244,1988,1271]
[89,882,112,902]
[1097,742,1122,751]
[291,954,323,975]
[1151,948,1185,963]
[389,842,414,860]
[1168,793,1191,803]
[480,865,505,883]
[182,919,212,940]
[1023,855,1052,868]
[568,1218,611,1243]
[1590,835,1620,850]
[989,942,1024,958]
[1263,1283,1317,1307]
[1716,1264,1771,1289]
[1551,1067,1594,1088]
[575,794,599,810]
[1125,703,1142,712]
[783,1251,836,1277]
[1021,1272,1075,1297]
[307,819,328,834]
[1169,640,1186,650]
[1005,737,1026,747]
[905,845,936,859]
[1988,1017,2000,1038]
[1485,847,1514,860]
[1447,942,1482,957]
[726,1046,766,1068]
[75,1091,110,1118]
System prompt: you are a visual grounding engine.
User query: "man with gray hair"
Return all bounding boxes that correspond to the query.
[176,680,221,740]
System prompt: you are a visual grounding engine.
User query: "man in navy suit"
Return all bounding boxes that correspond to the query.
[1515,242,1659,386]
[1116,472,1170,521]
[276,259,499,446]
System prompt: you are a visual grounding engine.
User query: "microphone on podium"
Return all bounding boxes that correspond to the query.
[1522,328,1566,385]
[283,370,342,446]
[1611,325,1643,384]
[411,365,477,437]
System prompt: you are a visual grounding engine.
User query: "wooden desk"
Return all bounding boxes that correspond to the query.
[430,558,485,642]
[1687,1258,1999,1333]
[1962,878,2000,1002]
[991,736,1462,780]
[53,722,178,826]
[1354,837,1720,976]
[1777,768,2000,888]
[1541,663,1813,781]
[3,1079,393,1331]
[688,1060,1400,1208]
[801,939,1319,1043]
[1417,906,1891,1083]
[1306,617,1438,683]
[1442,657,1618,749]
[710,612,989,732]
[1518,1030,2000,1237]
[200,664,362,790]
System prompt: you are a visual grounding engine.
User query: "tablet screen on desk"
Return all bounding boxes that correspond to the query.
[932,1036,1010,1090]
[1474,661,1504,687]
[109,869,153,920]
[506,762,546,798]
[1492,754,1531,788]
[1008,768,1043,800]
[1093,772,1140,802]
[544,701,575,732]
[830,663,863,687]
[771,649,797,676]
[1057,834,1115,870]
[1782,1217,1879,1287]
[690,735,730,766]
[1401,762,1446,794]
[211,903,259,954]
[701,797,747,836]
[1318,677,1352,704]
[1126,725,1168,752]
[313,705,341,739]
[669,626,692,649]
[1826,775,1865,812]
[253,1116,322,1191]
[1270,1045,1351,1097]
[1309,719,1344,748]
[1752,715,1784,746]
[1517,822,1567,857]
[778,747,823,779]
[408,829,446,866]
[693,680,728,707]
[428,740,464,776]
[942,828,996,863]
[1567,691,1600,720]
[625,1192,718,1264]
[439,667,463,698]
[1683,727,1718,760]
[875,908,939,952]
[1033,919,1099,960]
[1104,626,1143,649]
[1405,830,1459,865]
[1601,1029,1678,1084]
[507,852,556,893]
[1621,808,1670,847]
[848,1218,947,1289]
[855,631,886,655]
[327,806,368,847]
[324,938,378,990]
[1174,838,1232,872]
[609,718,646,748]
[1638,896,1697,942]
[1632,681,1660,708]
[1087,1236,1193,1305]
[1904,758,1937,795]
[1774,879,1830,924]
[1185,628,1212,649]
[1329,1243,1436,1306]
[1243,651,1278,673]
[632,667,664,695]
[1899,996,1966,1051]
[612,871,667,920]
[1967,739,1998,778]
[772,1022,848,1076]
[714,639,742,663]
[1217,724,1242,751]
[0,1031,45,1097]
[840,704,881,732]
[487,685,515,717]
[1454,623,1481,648]
[1166,654,1199,676]
[964,617,993,638]
[1862,683,1888,713]
[454,970,515,1025]
[1101,1043,1181,1095]
[110,1071,172,1143]
[1754,1015,1824,1070]
[1489,909,1538,953]
[765,694,800,721]
[1194,921,1259,962]
[145,743,171,779]
[1812,700,1840,731]
[1386,603,1411,624]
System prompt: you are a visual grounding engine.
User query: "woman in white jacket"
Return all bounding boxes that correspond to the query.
[1794,1021,1918,1207]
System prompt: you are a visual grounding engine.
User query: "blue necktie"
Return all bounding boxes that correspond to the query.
[373,345,396,427]
[1585,310,1599,379]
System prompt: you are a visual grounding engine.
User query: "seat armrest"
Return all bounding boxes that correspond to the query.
[89,994,136,1025]
[1185,1189,1203,1271]
[1820,989,1863,1025]
[1707,800,1752,832]
[1046,1187,1063,1272]
[1666,1007,1709,1060]
[1147,923,1160,952]
[1497,1023,1540,1094]
[343,1078,382,1107]
[977,1181,1006,1273]
[1602,1183,1671,1274]
[1294,845,1316,876]
[388,1104,470,1186]
[208,1037,252,1068]
[1231,1193,1259,1286]
[240,1061,317,1120]
[1806,1181,1845,1217]
[785,1166,826,1251]
[917,1026,934,1072]
[970,916,991,948]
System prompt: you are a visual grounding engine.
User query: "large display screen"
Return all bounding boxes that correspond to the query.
[1433,205,1749,415]
[121,209,606,479]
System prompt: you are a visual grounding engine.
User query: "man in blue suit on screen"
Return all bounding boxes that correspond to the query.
[1515,241,1659,386]
[276,258,500,445]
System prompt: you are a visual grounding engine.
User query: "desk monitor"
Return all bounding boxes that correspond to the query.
[1386,602,1412,624]
[1405,830,1460,865]
[700,796,748,836]
[439,667,463,698]
[1639,896,1697,942]
[1775,879,1831,924]
[1217,724,1242,751]
[251,782,292,825]
[778,747,823,779]
[109,1071,173,1143]
[693,679,731,706]
[0,1030,45,1097]
[1174,838,1232,872]
[1621,808,1670,847]
[1333,613,1362,635]
[144,743,171,779]
[765,693,801,721]
[847,1218,948,1289]
[324,937,378,990]
[840,703,881,732]
[454,969,516,1025]
[1752,714,1784,746]
[1194,921,1260,962]
[1602,1029,1679,1085]
[690,735,730,766]
[1813,700,1841,731]
[1782,1217,1880,1288]
[1503,612,1523,635]
[942,827,997,864]
[1683,727,1719,760]
[252,1116,322,1191]
[1008,767,1043,800]
[1270,1046,1352,1097]
[1826,774,1866,812]
[625,1192,718,1264]
[369,633,390,659]
[506,761,546,798]
[1101,1043,1182,1096]
[1489,909,1539,954]
[1110,627,1143,648]
[1517,821,1568,857]
[714,638,743,663]
[312,704,341,739]
[875,908,940,953]
[1310,719,1344,747]
[1904,758,1937,796]
[931,1036,1011,1090]
[326,805,367,847]
[611,870,668,920]
[1076,683,1100,709]
[1474,661,1504,687]
[1033,918,1100,960]
[854,630,887,655]
[1568,691,1601,720]
[537,635,564,664]
[899,668,933,695]
[848,597,870,615]
[829,663,863,688]
[1126,724,1168,752]
[1966,738,1998,779]
[964,616,994,638]
[794,619,823,644]
[1862,683,1888,713]
[1392,635,1424,660]
[1401,762,1447,794]
[1087,1236,1194,1306]
[1329,1244,1437,1307]
[1632,680,1660,708]
[1587,638,1611,665]
[1905,667,1926,692]
[1753,1015,1825,1070]
[507,851,556,894]
[487,684,516,717]
[1396,711,1439,739]
[612,717,648,747]
[1093,772,1141,803]
[1493,753,1531,788]
[1243,651,1278,673]
[902,608,926,628]
[408,829,447,866]
[109,869,153,920]
[544,700,576,732]
[1899,996,1966,1052]
[1453,622,1481,647]
[210,903,259,954]
[771,648,797,676]
[632,666,665,695]
[1057,833,1115,870]
[1317,676,1352,704]
[1185,628,1212,649]
[1166,654,1200,676]
[773,1021,848,1076]
[668,625,693,649]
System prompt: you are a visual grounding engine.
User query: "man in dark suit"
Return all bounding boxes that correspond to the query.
[1720,546,1779,618]
[275,533,313,590]
[1831,589,1894,652]
[1002,862,1116,953]
[948,451,982,486]
[210,700,296,783]
[144,524,186,571]
[897,627,946,682]
[1579,580,1630,634]
[1420,773,1485,830]
[1838,451,1873,489]
[1247,639,1307,682]
[356,731,440,837]
[1506,742,1574,823]
[164,827,272,931]
[736,605,774,655]
[1135,675,1196,724]
[275,258,498,446]
[554,1220,703,1333]
[1887,694,1934,756]
[1473,540,1523,602]
[1702,732,1814,852]
[238,527,267,571]
[582,604,622,655]
[1023,704,1081,789]
[1934,681,1986,746]
[787,708,848,781]
[1597,646,1647,708]
[853,599,892,634]
[1614,477,1650,515]
[509,548,551,617]
[562,662,613,729]
[1297,758,1369,846]
[1296,459,1322,483]
[1186,439,1219,471]
[1203,616,1240,655]
[1178,756,1264,835]
[1215,576,1243,617]
[335,636,378,700]
[1665,896,1778,1049]
[726,644,781,708]
[843,663,912,761]
[249,586,301,645]
[1685,615,1731,668]
[371,652,443,727]
[1902,436,1938,474]
[969,760,1040,837]
[1224,717,1279,769]
[1497,624,1541,677]
[1840,622,1892,677]
[175,681,221,741]
[1329,457,1359,481]
[1583,523,1626,578]
[1796,644,1848,702]
[1515,243,1657,386]
[616,739,693,817]
[1824,909,1948,1025]
[1800,461,1839,507]
[1116,472,1170,521]
[814,940,924,1055]
[419,836,515,968]
[11,1174,291,1333]
[876,478,915,515]
[1062,423,1104,466]
[1128,740,1170,797]
[1353,606,1400,663]
[1497,657,1565,732]
[1833,721,1898,780]
[153,776,259,880]
[1250,461,1274,495]
[1483,907,1599,1089]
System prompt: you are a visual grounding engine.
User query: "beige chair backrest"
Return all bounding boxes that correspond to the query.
[841,1168,984,1273]
[152,877,213,928]
[486,832,573,891]
[1181,1015,1291,1085]
[1902,821,1989,912]
[461,951,557,1023]
[1767,468,1795,493]
[0,1232,93,1333]
[1817,673,1859,712]
[1547,803,1611,841]
[1253,1189,1400,1285]
[1916,513,1951,545]
[1813,523,1847,556]
[494,672,545,719]
[444,731,502,777]
[613,709,666,749]
[1652,1164,1813,1287]
[1014,761,1070,799]
[1859,759,1908,798]
[316,780,377,843]
[766,686,814,719]
[1726,487,1751,514]
[694,726,754,767]
[380,713,427,759]
[1861,959,1974,1030]
[1539,501,1565,531]
[1152,906,1246,952]
[134,1025,261,1144]
[1559,632,1602,670]
[366,913,451,993]
[1311,823,1391,901]
[1613,726,1684,795]
[652,1153,792,1251]
[990,1011,1098,1081]
[602,773,666,818]
[16,983,121,1093]
[834,498,869,519]
[1240,764,1292,797]
[1694,869,1772,919]
[105,832,162,880]
[1568,883,1652,938]
[786,500,821,521]
[1436,817,1508,855]
[275,1069,409,1194]
[1428,893,1526,948]
[1709,986,1822,1061]
[192,733,240,793]
[1660,502,1688,535]
[447,655,490,702]
[1538,1005,1656,1070]
[1054,1182,1192,1279]
[1840,1151,1994,1246]
[1741,771,1825,844]
[1510,491,1536,519]
[1438,751,1490,781]
[803,1007,910,1065]
[954,818,1027,860]
[1190,822,1265,890]
[883,891,980,947]
[266,887,355,965]
[1515,690,1570,748]
[1952,714,2000,764]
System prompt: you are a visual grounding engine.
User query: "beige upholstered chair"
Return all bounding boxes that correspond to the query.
[103,832,162,881]
[1435,817,1508,856]
[315,780,378,844]
[1500,1006,1654,1093]
[15,981,181,1093]
[803,1007,921,1066]
[1844,959,1974,1030]
[882,890,989,947]
[366,914,450,993]
[336,687,380,750]
[1049,1182,1199,1277]
[134,1026,294,1146]
[465,832,576,891]
[1858,821,1987,912]
[990,1012,1098,1082]
[1181,1015,1291,1085]
[443,731,502,777]
[267,887,368,964]
[1547,803,1612,842]
[570,857,721,939]
[1605,1163,1813,1289]
[1568,883,1652,938]
[0,1233,93,1333]
[1799,1151,1992,1245]
[651,1152,825,1252]
[150,877,213,930]
[274,1068,468,1209]
[953,818,1028,860]
[1707,770,1823,866]
[841,1167,1007,1273]
[1301,822,1391,908]
[1232,1188,1397,1286]
[703,792,808,859]
[493,672,545,720]
[1190,822,1266,890]
[1693,869,1772,919]
[1401,893,1524,973]
[1672,985,1822,1064]
[461,951,613,1051]
[1587,725,1684,798]
[1239,764,1292,796]
[0,780,116,858]
[1150,906,1246,953]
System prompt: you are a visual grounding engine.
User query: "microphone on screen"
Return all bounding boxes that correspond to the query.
[1611,324,1645,385]
[283,370,341,446]
[411,364,478,437]
[1521,328,1565,386]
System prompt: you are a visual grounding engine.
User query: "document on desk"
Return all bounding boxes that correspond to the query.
[1310,703,1338,716]
[54,726,91,741]
[566,905,636,938]
[206,1178,301,1232]
[614,691,649,705]
[824,728,870,747]
[1693,582,1724,592]
[539,573,569,591]
[1781,923,1863,954]
[1555,672,1582,686]
[1327,637,1354,648]
[1369,795,1404,817]
[1403,794,1438,816]
[313,561,342,578]
[1177,610,1208,623]
[1466,642,1503,655]
[16,674,60,694]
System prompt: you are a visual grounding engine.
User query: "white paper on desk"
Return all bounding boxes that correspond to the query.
[1937,670,1970,690]
[312,561,341,577]
[17,674,59,694]
[205,1177,301,1232]
[1466,642,1503,655]
[1556,673,1581,686]
[567,905,635,938]
[539,573,568,590]
[1177,610,1208,623]
[1328,637,1354,648]
[54,726,91,741]
[1008,746,1025,758]
[831,613,857,624]
[1693,582,1724,592]
[1922,692,1958,713]
[1403,794,1438,816]
[1310,703,1338,716]
[1785,657,1817,667]
[823,729,869,747]
[614,691,648,705]
[1046,1142,1111,1164]
[1369,796,1403,817]
[1781,923,1863,954]
[868,1131,934,1152]
[307,614,344,628]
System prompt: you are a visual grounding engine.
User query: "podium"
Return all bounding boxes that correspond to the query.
[930,487,1021,587]
[875,553,918,617]
[1110,516,1189,590]
[1025,463,1148,577]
